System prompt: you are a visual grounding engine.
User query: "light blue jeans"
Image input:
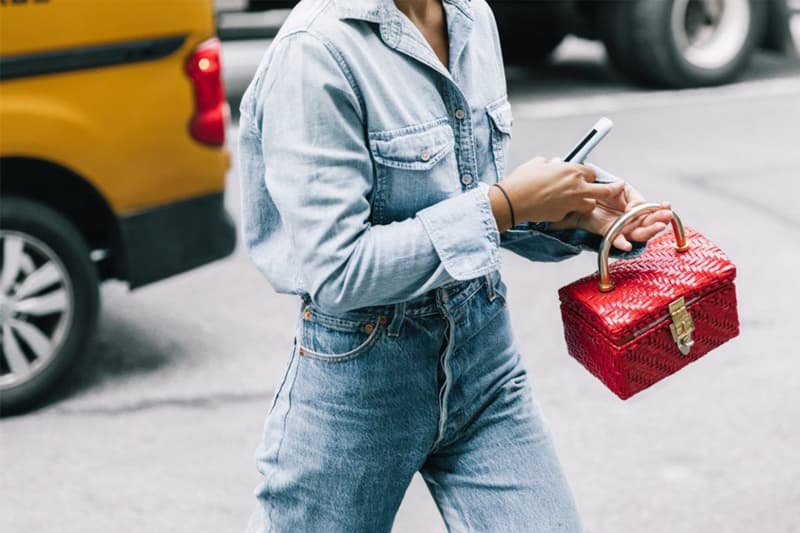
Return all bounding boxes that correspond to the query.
[247,270,583,532]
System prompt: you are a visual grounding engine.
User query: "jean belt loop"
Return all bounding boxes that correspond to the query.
[485,272,497,302]
[387,301,407,337]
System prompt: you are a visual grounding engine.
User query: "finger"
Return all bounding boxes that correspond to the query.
[637,209,672,227]
[620,215,646,234]
[598,201,627,216]
[613,233,633,252]
[619,206,662,229]
[624,184,645,205]
[602,188,629,212]
[627,222,667,242]
[582,181,626,201]
[611,206,671,235]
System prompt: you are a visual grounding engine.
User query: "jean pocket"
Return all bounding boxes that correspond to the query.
[298,306,386,362]
[486,95,513,182]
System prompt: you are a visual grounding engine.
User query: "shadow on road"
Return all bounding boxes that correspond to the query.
[51,300,186,404]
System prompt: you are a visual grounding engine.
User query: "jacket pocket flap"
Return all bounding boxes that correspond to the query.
[486,96,513,135]
[369,123,455,170]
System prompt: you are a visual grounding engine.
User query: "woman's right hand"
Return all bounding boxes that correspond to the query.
[488,156,626,232]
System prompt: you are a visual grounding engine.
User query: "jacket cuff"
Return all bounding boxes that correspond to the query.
[499,223,647,262]
[499,223,583,262]
[545,227,647,258]
[417,185,500,280]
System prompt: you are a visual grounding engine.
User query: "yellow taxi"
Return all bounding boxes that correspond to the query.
[0,0,235,413]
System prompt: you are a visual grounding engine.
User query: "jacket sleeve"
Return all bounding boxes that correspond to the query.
[498,220,647,262]
[250,32,500,313]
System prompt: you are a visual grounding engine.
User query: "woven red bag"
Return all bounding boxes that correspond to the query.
[558,203,739,399]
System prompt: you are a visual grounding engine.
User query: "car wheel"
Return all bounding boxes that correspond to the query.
[0,197,99,415]
[602,0,767,88]
[492,3,566,65]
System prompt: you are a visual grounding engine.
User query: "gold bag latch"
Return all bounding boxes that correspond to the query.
[669,297,695,355]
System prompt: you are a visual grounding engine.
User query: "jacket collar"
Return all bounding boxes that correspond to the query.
[334,0,473,81]
[335,0,472,24]
[334,0,388,23]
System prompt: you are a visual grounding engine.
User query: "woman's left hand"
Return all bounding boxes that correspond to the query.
[549,182,673,252]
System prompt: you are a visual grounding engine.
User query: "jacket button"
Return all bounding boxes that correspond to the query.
[364,323,375,334]
[420,150,431,162]
[454,108,466,120]
[303,309,312,320]
[461,174,473,186]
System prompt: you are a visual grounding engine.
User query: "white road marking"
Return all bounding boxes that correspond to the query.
[514,75,800,119]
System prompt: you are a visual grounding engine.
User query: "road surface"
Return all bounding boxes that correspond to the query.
[2,36,799,533]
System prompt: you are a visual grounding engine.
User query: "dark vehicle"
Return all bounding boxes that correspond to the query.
[243,0,797,88]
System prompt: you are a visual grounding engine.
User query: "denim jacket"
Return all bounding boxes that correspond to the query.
[238,0,642,314]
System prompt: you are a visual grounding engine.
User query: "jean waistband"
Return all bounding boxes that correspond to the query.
[299,269,501,323]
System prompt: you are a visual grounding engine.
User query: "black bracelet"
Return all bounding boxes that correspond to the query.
[492,183,516,228]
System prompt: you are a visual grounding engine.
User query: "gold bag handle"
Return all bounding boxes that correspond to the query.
[597,203,689,292]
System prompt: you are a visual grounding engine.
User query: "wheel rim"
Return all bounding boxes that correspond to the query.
[671,0,751,70]
[0,231,74,391]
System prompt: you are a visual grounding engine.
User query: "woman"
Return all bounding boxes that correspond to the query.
[238,0,671,531]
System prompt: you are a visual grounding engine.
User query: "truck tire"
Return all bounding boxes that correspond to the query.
[0,197,99,415]
[602,0,768,88]
[492,2,566,65]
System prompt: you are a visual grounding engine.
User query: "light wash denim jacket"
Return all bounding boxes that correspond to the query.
[238,0,642,314]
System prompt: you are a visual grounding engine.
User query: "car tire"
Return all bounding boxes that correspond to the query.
[602,0,768,88]
[492,2,566,65]
[0,197,99,415]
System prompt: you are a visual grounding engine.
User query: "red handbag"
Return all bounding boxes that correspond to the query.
[558,203,739,399]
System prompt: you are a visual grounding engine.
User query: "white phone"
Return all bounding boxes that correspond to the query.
[564,117,614,164]
[564,117,621,183]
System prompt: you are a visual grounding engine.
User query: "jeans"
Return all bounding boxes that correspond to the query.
[246,270,583,532]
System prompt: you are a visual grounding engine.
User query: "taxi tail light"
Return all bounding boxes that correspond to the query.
[186,38,227,147]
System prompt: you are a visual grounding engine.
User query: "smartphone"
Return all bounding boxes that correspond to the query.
[564,117,614,164]
[564,117,621,183]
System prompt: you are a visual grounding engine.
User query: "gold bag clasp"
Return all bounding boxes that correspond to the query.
[669,297,695,355]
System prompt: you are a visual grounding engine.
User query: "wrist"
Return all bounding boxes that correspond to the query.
[488,184,513,232]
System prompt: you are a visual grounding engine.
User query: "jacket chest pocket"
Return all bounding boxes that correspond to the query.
[368,119,459,223]
[486,96,513,182]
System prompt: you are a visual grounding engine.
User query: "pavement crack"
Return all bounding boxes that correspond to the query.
[51,390,273,416]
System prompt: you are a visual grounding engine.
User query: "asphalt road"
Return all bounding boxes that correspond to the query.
[2,37,800,533]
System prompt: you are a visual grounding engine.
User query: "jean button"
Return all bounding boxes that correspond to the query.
[460,174,473,186]
[454,108,466,120]
[420,150,431,162]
